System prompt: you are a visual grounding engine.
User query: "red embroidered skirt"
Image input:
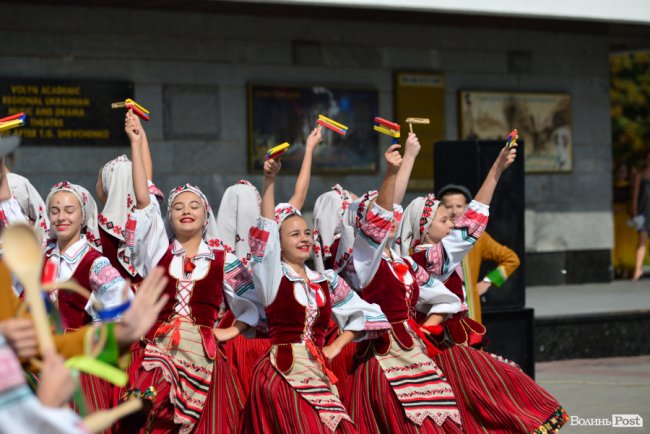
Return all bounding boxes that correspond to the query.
[222,334,271,398]
[325,324,356,399]
[344,353,464,434]
[434,345,569,433]
[239,354,357,434]
[117,343,245,434]
[79,373,117,434]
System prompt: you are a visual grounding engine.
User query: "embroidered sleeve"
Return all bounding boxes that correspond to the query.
[223,252,265,334]
[325,270,390,341]
[404,258,462,317]
[86,257,130,323]
[0,337,88,434]
[248,217,284,307]
[147,180,164,205]
[344,203,393,290]
[407,255,431,286]
[132,201,168,276]
[453,200,489,241]
[416,201,489,281]
[433,200,489,281]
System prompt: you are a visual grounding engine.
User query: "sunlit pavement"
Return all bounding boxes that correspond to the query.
[536,356,650,433]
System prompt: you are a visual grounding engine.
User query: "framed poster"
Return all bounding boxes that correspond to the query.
[0,79,133,146]
[248,83,379,174]
[459,91,572,173]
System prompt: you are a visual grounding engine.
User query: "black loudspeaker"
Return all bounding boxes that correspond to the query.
[433,140,525,310]
[481,308,535,378]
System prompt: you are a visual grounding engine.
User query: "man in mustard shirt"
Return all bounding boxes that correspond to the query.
[438,184,520,323]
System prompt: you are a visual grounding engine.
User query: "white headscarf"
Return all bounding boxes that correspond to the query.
[45,181,102,252]
[216,180,261,265]
[166,184,222,248]
[274,202,302,226]
[312,184,352,272]
[98,155,137,275]
[394,193,440,257]
[331,190,378,272]
[7,172,50,241]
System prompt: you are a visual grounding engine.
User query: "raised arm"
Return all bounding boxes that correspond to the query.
[474,144,517,206]
[375,144,402,211]
[287,125,322,210]
[261,158,281,220]
[125,110,151,210]
[394,132,421,205]
[0,159,11,201]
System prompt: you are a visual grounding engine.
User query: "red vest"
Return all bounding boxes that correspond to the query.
[360,257,419,353]
[50,247,102,331]
[152,246,225,328]
[265,276,331,347]
[363,257,419,324]
[99,228,142,283]
[145,245,225,359]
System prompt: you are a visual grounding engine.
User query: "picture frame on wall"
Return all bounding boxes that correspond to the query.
[247,83,379,174]
[459,90,572,173]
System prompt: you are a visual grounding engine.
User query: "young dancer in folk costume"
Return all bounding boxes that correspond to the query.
[96,109,163,283]
[42,181,126,328]
[397,145,569,433]
[121,181,263,434]
[15,180,127,426]
[437,183,521,323]
[239,155,391,434]
[217,125,324,398]
[335,138,463,434]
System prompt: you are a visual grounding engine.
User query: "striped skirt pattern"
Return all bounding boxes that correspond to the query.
[345,353,464,434]
[118,338,245,433]
[79,374,116,434]
[434,345,569,433]
[221,334,271,398]
[239,353,358,434]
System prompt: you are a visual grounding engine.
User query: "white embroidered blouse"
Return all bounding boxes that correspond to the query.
[415,200,490,281]
[249,216,390,341]
[131,202,262,329]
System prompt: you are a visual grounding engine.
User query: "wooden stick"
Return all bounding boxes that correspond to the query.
[405,117,430,134]
[82,399,143,433]
[2,224,53,353]
[405,117,430,124]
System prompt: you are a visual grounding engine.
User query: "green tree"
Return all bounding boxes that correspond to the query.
[610,52,650,167]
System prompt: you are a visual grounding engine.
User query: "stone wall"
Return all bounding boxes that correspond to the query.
[0,4,614,281]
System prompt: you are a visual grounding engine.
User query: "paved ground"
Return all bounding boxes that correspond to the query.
[527,280,650,318]
[536,356,650,433]
[529,280,649,432]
